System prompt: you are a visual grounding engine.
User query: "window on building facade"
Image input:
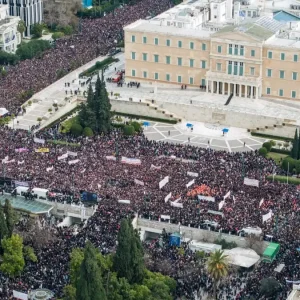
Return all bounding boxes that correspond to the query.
[268,51,272,59]
[131,69,136,77]
[250,67,255,76]
[190,42,194,49]
[154,38,159,45]
[279,70,285,79]
[178,40,182,48]
[166,39,171,46]
[189,59,194,67]
[294,54,298,62]
[266,87,271,95]
[279,89,284,96]
[154,54,159,63]
[166,74,170,81]
[142,53,147,61]
[154,72,159,80]
[131,52,136,60]
[228,61,232,74]
[177,57,182,66]
[267,69,272,77]
[228,44,233,55]
[189,77,194,85]
[292,72,298,80]
[240,45,244,56]
[217,45,222,53]
[201,79,206,86]
[202,43,206,51]
[216,63,222,71]
[201,60,206,69]
[239,62,244,76]
[143,36,147,44]
[280,53,285,60]
[233,62,238,75]
[131,35,136,43]
[143,71,147,78]
[251,49,255,57]
[177,75,182,83]
[234,45,239,55]
[292,91,296,98]
[166,56,171,64]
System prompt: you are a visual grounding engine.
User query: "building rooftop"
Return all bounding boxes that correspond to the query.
[273,10,300,22]
[265,35,300,48]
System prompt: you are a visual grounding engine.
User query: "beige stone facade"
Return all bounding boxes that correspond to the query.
[125,22,300,101]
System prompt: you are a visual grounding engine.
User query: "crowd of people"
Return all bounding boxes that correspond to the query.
[0,123,299,299]
[0,0,171,115]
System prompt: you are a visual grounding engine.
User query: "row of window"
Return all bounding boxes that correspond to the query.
[266,69,298,80]
[266,88,297,98]
[130,69,206,85]
[131,35,207,50]
[267,51,298,62]
[131,52,207,68]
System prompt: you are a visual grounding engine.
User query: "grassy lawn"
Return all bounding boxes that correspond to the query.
[266,175,300,185]
[266,152,287,165]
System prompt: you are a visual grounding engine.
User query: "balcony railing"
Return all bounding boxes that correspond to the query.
[206,70,261,85]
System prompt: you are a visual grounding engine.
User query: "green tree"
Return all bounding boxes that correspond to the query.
[282,157,296,172]
[64,284,77,300]
[16,40,51,60]
[262,142,272,152]
[0,205,8,241]
[70,248,84,285]
[52,32,65,40]
[76,241,107,300]
[31,23,43,38]
[0,234,25,277]
[123,125,135,136]
[130,121,141,132]
[4,199,15,237]
[71,123,83,136]
[78,76,111,133]
[259,277,281,298]
[17,20,26,39]
[23,245,37,262]
[83,127,94,137]
[62,25,73,35]
[258,147,268,157]
[0,51,19,65]
[291,129,299,159]
[206,250,229,300]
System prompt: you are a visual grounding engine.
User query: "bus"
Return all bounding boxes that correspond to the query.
[262,242,280,262]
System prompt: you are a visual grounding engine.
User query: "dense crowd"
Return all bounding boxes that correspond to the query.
[0,0,170,114]
[0,124,299,299]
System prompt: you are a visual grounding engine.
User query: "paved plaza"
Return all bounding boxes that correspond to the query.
[0,195,53,214]
[144,121,267,152]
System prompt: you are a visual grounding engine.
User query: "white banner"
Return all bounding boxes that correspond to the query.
[33,137,45,144]
[159,176,169,189]
[161,215,170,220]
[165,192,172,203]
[46,166,53,172]
[121,157,141,165]
[224,191,231,200]
[174,197,181,203]
[106,156,117,161]
[150,164,161,170]
[134,179,144,186]
[58,153,68,160]
[259,198,264,208]
[68,159,80,165]
[4,159,15,164]
[198,195,215,202]
[13,290,28,300]
[244,177,259,187]
[186,179,195,188]
[263,211,273,223]
[67,151,77,157]
[219,200,225,210]
[170,201,183,208]
[187,171,198,177]
[118,200,131,204]
[2,156,8,163]
[233,196,236,203]
[18,160,24,165]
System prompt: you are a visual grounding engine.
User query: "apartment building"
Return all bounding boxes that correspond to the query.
[124,0,300,100]
[0,4,21,52]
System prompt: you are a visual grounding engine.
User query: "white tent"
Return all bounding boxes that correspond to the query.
[223,247,260,268]
[0,107,9,116]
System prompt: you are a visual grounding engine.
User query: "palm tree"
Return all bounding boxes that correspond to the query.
[206,249,229,299]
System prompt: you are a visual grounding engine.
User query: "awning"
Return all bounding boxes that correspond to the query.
[224,247,260,268]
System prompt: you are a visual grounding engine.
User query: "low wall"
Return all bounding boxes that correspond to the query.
[137,218,269,254]
[260,125,297,138]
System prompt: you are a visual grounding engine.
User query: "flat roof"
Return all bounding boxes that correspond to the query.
[125,19,212,39]
[265,36,300,49]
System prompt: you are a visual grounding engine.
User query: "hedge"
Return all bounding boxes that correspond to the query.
[114,112,178,124]
[251,132,293,142]
[266,175,300,185]
[47,140,81,147]
[79,57,119,78]
[270,148,290,155]
[112,123,125,129]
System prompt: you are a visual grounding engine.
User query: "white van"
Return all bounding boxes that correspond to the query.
[238,227,262,237]
[32,188,49,200]
[16,186,29,196]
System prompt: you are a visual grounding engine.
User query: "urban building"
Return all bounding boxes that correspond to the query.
[124,0,300,100]
[0,4,21,52]
[0,0,43,36]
